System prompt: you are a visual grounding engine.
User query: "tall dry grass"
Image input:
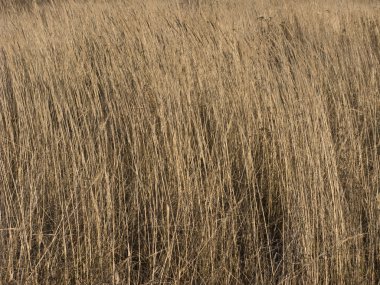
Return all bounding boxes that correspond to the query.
[0,0,379,284]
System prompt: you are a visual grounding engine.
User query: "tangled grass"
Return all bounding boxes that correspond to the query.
[0,0,379,284]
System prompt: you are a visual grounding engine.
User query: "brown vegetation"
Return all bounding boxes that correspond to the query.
[0,0,379,284]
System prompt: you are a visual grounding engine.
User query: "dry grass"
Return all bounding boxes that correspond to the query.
[0,0,379,284]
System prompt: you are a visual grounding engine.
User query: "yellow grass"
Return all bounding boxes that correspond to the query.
[0,0,379,284]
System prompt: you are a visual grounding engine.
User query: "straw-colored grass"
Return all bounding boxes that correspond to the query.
[0,0,379,284]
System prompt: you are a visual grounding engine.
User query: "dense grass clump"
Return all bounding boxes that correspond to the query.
[0,0,379,284]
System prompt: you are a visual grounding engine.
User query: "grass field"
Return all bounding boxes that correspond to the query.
[0,0,379,284]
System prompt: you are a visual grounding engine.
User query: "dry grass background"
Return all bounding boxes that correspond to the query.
[0,0,379,284]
